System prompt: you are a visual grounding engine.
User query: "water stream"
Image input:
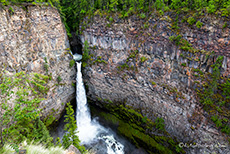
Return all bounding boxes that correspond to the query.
[76,62,124,154]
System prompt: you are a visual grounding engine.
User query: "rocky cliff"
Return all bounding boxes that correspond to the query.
[0,5,75,120]
[81,13,230,153]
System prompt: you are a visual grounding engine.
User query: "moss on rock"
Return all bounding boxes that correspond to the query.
[89,99,185,154]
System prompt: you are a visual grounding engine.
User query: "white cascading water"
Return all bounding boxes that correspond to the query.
[76,62,124,154]
[76,61,100,143]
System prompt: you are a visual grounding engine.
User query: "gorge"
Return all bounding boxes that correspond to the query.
[0,1,230,154]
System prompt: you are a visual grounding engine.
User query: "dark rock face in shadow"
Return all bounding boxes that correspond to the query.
[70,32,83,55]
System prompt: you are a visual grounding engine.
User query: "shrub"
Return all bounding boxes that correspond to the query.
[144,23,149,29]
[221,8,230,17]
[109,17,113,22]
[196,21,203,28]
[69,59,75,68]
[62,103,86,152]
[155,117,165,131]
[181,63,186,67]
[82,41,90,67]
[44,63,49,72]
[151,81,156,85]
[57,76,62,83]
[207,0,216,13]
[187,17,196,25]
[221,125,230,134]
[140,56,147,63]
[155,0,165,10]
[223,22,227,28]
[140,13,146,19]
[9,7,14,14]
[159,10,164,15]
[0,72,52,150]
[169,35,182,46]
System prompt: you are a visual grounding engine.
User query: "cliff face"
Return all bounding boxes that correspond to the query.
[81,14,230,153]
[0,5,75,120]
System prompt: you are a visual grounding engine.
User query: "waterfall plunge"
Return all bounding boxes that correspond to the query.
[76,62,101,144]
[76,62,124,154]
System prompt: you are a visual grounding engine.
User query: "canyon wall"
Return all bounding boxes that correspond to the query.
[81,14,230,153]
[0,5,75,120]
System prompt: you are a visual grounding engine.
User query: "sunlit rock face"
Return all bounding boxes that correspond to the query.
[80,15,230,154]
[0,5,76,120]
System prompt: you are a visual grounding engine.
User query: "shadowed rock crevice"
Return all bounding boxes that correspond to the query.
[70,32,83,55]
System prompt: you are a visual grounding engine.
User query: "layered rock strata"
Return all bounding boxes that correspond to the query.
[81,14,230,153]
[0,5,75,120]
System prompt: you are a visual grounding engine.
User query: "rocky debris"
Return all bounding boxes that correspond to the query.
[0,5,76,120]
[86,140,108,154]
[66,145,81,154]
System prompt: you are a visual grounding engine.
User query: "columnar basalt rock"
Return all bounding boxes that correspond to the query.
[81,14,230,153]
[0,5,76,120]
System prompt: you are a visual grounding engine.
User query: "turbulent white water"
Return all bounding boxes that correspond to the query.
[98,135,124,154]
[76,62,124,154]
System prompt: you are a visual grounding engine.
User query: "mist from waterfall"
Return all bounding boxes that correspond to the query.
[76,62,124,154]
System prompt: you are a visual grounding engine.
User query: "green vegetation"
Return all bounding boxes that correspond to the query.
[62,103,86,152]
[169,35,182,46]
[43,57,49,74]
[109,17,113,22]
[57,75,62,83]
[117,63,129,71]
[69,59,75,68]
[181,63,186,67]
[31,73,50,94]
[140,56,147,63]
[187,16,196,25]
[0,141,66,154]
[44,114,56,128]
[93,56,108,64]
[90,101,184,154]
[140,13,146,19]
[196,56,230,136]
[44,63,49,73]
[1,0,229,37]
[169,34,208,54]
[196,21,203,28]
[1,0,230,151]
[8,7,14,14]
[0,71,84,153]
[117,50,139,72]
[223,22,228,28]
[155,117,165,131]
[82,41,90,67]
[151,80,156,85]
[0,71,52,151]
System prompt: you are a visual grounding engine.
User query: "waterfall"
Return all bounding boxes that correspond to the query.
[76,62,124,154]
[76,61,100,143]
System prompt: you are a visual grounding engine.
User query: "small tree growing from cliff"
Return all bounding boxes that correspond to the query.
[0,71,53,151]
[62,102,86,152]
[82,41,90,67]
